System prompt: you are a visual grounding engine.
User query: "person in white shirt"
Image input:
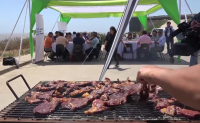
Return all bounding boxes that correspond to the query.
[164,22,175,53]
[126,33,133,41]
[151,30,159,41]
[150,30,166,59]
[72,31,76,38]
[132,32,139,39]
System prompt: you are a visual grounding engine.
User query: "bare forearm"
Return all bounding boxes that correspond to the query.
[152,65,200,110]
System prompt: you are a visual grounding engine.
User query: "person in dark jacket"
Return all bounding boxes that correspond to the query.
[104,26,126,69]
[164,22,175,53]
[73,33,85,45]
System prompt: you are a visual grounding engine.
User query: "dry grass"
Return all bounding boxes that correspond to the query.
[0,37,35,58]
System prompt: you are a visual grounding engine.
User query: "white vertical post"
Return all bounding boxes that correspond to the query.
[184,0,194,16]
[0,0,27,61]
[148,15,155,29]
[183,1,188,22]
[179,0,182,23]
[18,0,28,67]
[52,14,60,32]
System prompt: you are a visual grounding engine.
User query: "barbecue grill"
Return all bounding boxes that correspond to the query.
[0,75,200,123]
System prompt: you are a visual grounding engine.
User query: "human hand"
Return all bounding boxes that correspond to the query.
[136,66,159,85]
[155,41,159,44]
[191,20,199,27]
[191,21,200,30]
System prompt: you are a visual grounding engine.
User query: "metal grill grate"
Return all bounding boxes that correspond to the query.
[0,81,200,123]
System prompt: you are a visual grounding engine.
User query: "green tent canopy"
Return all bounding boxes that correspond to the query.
[29,0,180,59]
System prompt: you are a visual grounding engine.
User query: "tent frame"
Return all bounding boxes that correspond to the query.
[0,0,31,68]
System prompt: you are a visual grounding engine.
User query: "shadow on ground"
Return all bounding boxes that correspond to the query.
[37,53,190,66]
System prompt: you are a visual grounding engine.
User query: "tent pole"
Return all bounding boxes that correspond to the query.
[81,41,99,65]
[179,0,182,23]
[28,0,33,63]
[0,0,27,61]
[183,1,188,22]
[18,0,28,67]
[184,0,194,16]
[99,0,140,81]
[52,14,60,32]
[148,15,155,29]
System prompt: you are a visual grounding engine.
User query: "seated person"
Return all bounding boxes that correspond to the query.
[81,33,86,40]
[132,32,139,39]
[151,30,159,41]
[137,30,152,45]
[126,33,133,41]
[56,32,69,48]
[85,32,99,59]
[137,30,152,60]
[150,30,166,59]
[147,32,152,38]
[44,32,54,52]
[83,32,90,40]
[54,31,59,41]
[73,33,85,45]
[66,32,73,42]
[49,32,69,60]
[72,31,76,38]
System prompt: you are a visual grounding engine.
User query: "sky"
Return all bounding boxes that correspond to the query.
[0,0,199,34]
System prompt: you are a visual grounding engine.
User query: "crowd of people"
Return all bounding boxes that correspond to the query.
[44,31,101,61]
[43,21,175,64]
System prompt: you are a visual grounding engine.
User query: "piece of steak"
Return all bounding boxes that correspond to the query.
[160,105,176,116]
[155,98,169,109]
[33,101,51,115]
[176,107,200,118]
[33,98,60,115]
[100,93,109,101]
[85,99,108,115]
[86,87,105,102]
[26,91,54,104]
[105,92,129,106]
[61,98,89,111]
[138,84,149,102]
[69,86,95,97]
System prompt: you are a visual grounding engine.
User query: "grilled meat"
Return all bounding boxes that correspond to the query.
[105,92,129,106]
[156,86,164,93]
[155,98,169,109]
[82,92,90,98]
[176,107,200,118]
[36,83,58,92]
[26,96,42,104]
[100,93,109,101]
[26,91,54,104]
[123,83,142,95]
[67,81,92,88]
[148,93,157,99]
[52,83,66,98]
[33,98,60,115]
[149,84,157,93]
[69,86,95,97]
[138,84,149,102]
[61,98,89,110]
[104,86,120,95]
[85,99,108,115]
[160,105,176,116]
[86,86,105,102]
